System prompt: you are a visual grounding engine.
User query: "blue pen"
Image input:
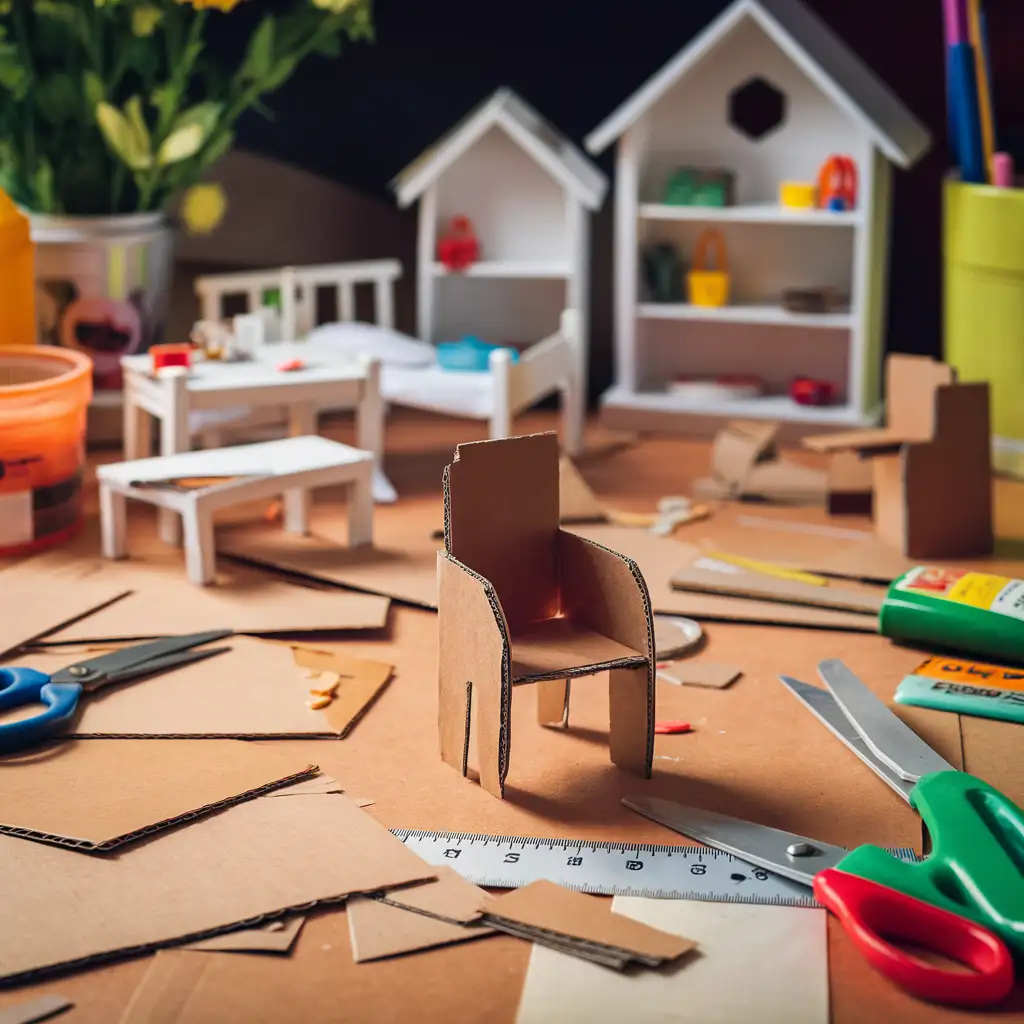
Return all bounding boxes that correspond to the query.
[950,41,986,183]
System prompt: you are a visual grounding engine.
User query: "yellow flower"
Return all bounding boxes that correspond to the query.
[181,183,227,235]
[131,5,163,36]
[176,0,247,11]
[310,0,361,10]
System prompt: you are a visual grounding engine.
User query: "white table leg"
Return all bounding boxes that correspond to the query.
[355,356,396,504]
[289,400,316,438]
[182,500,217,585]
[122,382,152,461]
[159,369,190,547]
[99,485,128,561]
[282,487,311,536]
[347,463,374,548]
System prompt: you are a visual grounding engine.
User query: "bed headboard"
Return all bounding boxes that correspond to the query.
[193,259,403,340]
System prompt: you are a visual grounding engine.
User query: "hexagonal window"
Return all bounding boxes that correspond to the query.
[728,77,787,141]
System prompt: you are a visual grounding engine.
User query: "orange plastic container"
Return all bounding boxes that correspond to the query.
[0,346,92,555]
[0,190,36,347]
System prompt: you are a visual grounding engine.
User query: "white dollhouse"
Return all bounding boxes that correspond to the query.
[584,0,931,431]
[391,88,607,400]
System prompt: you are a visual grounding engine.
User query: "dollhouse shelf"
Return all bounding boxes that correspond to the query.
[637,302,853,329]
[602,386,868,424]
[430,260,573,280]
[638,203,862,226]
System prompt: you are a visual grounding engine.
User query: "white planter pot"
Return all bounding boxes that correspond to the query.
[30,212,175,398]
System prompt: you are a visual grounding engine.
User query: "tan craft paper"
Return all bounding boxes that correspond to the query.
[0,995,73,1024]
[381,868,492,925]
[180,918,305,955]
[0,740,317,850]
[657,661,742,689]
[4,638,393,739]
[0,793,435,984]
[291,647,394,738]
[0,579,129,659]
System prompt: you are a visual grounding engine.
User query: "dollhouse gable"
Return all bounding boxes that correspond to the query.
[584,0,929,167]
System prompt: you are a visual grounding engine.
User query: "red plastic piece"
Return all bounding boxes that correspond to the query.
[654,720,692,735]
[277,358,305,372]
[437,216,480,271]
[150,343,192,373]
[818,155,858,211]
[814,868,1014,1007]
[790,377,836,406]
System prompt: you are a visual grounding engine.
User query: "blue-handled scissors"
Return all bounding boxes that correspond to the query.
[0,630,232,753]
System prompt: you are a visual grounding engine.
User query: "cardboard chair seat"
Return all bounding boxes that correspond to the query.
[510,617,647,684]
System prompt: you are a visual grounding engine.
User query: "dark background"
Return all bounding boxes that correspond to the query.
[213,0,1024,394]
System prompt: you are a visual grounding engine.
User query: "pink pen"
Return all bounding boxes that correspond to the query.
[993,153,1015,188]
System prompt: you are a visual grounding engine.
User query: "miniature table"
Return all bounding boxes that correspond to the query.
[120,346,391,546]
[97,436,374,585]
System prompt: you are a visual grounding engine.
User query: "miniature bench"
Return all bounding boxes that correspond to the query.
[98,436,374,585]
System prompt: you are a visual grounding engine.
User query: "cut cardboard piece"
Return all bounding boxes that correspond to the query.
[347,896,494,963]
[117,950,209,1024]
[804,355,994,559]
[439,433,656,798]
[20,555,391,643]
[290,646,394,737]
[0,578,129,659]
[180,918,305,955]
[657,660,742,689]
[0,740,317,851]
[380,867,491,925]
[693,421,827,505]
[0,996,72,1024]
[479,880,696,970]
[4,637,391,738]
[827,451,874,515]
[568,526,880,633]
[558,455,607,523]
[0,793,435,984]
[670,565,883,616]
[218,522,439,609]
[516,897,828,1024]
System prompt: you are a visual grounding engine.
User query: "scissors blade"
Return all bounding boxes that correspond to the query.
[50,630,233,687]
[102,645,230,685]
[778,675,916,804]
[817,659,956,783]
[622,796,847,886]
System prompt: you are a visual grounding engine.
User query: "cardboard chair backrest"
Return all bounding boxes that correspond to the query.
[444,433,561,628]
[886,355,955,441]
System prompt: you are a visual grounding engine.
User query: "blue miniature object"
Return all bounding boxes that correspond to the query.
[436,336,519,372]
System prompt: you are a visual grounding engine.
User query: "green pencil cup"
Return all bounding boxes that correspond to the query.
[944,178,1024,478]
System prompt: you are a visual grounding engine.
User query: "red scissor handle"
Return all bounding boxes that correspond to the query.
[814,868,1014,1007]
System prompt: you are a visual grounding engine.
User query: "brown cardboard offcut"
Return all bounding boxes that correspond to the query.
[381,867,493,925]
[479,880,696,970]
[4,637,391,739]
[0,793,435,985]
[290,646,394,738]
[558,455,608,523]
[670,565,883,616]
[180,918,305,955]
[657,660,742,689]
[0,740,317,851]
[0,996,72,1024]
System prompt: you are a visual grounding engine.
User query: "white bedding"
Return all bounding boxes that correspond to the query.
[380,364,496,420]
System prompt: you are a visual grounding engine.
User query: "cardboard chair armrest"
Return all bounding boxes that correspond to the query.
[437,552,511,675]
[556,531,654,657]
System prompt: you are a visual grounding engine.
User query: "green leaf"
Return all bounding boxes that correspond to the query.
[199,129,234,170]
[241,15,275,80]
[32,158,56,213]
[156,123,203,167]
[83,72,105,112]
[96,101,152,171]
[150,83,180,127]
[35,73,79,125]
[170,102,221,145]
[124,95,152,159]
[310,31,342,58]
[262,56,298,93]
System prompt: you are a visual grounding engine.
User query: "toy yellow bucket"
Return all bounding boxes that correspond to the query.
[688,229,730,307]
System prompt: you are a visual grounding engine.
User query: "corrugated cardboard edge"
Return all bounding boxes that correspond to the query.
[0,766,321,852]
[0,995,72,1024]
[0,589,133,660]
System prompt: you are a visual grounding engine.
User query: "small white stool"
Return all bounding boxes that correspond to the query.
[98,435,374,585]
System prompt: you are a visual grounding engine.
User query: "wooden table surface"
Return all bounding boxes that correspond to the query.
[3,409,1024,1023]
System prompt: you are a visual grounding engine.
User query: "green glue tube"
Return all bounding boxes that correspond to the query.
[880,567,1024,665]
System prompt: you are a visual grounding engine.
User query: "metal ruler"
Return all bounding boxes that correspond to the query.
[392,829,918,908]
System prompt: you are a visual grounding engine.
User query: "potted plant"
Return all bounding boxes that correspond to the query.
[0,0,372,394]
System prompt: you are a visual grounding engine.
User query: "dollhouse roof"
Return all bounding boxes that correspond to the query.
[391,88,608,211]
[584,0,931,168]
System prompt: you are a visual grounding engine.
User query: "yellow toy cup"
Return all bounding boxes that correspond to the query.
[688,229,730,307]
[780,181,817,209]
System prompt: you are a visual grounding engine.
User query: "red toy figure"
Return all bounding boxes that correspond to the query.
[790,377,837,406]
[818,155,857,212]
[436,215,480,271]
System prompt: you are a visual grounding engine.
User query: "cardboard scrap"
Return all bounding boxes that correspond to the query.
[380,867,492,925]
[0,793,435,984]
[117,950,209,1024]
[0,996,72,1024]
[0,740,317,851]
[290,647,394,738]
[0,579,129,659]
[4,637,392,739]
[180,918,305,955]
[559,455,607,523]
[670,565,883,616]
[479,880,695,970]
[516,898,828,1024]
[568,526,879,633]
[657,661,742,689]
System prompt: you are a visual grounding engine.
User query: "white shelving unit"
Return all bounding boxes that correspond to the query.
[585,0,931,433]
[392,88,607,391]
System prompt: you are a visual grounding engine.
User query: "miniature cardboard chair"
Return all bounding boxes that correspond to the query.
[438,432,656,799]
[804,355,993,559]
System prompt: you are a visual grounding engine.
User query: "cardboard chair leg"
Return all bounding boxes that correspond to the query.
[537,679,570,728]
[438,670,472,778]
[609,664,653,778]
[475,674,508,799]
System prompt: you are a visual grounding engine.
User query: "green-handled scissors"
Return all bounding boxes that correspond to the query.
[0,631,232,752]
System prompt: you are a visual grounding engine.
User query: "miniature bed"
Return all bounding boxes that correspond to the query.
[193,261,585,458]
